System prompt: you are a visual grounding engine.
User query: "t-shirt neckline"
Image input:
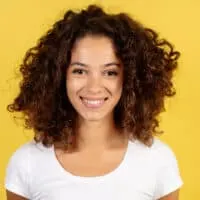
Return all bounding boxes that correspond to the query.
[51,139,133,183]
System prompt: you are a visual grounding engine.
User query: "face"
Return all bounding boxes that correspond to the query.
[66,35,123,122]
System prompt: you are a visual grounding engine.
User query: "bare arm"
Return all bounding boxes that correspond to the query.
[6,190,28,200]
[158,189,180,200]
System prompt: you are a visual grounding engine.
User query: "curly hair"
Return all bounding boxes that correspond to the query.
[7,4,180,150]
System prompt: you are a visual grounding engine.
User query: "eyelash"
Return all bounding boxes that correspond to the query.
[72,69,118,76]
[72,69,86,75]
[104,71,118,76]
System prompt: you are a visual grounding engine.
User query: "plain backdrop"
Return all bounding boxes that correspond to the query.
[0,0,199,199]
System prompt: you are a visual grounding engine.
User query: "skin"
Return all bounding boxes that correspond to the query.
[66,35,125,150]
[6,35,180,200]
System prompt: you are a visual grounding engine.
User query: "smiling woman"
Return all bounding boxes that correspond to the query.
[66,36,123,122]
[5,4,183,200]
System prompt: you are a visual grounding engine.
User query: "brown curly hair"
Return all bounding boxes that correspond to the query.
[7,4,180,150]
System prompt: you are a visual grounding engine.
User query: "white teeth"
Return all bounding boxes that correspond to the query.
[83,99,104,105]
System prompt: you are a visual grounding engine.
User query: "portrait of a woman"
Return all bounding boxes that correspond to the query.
[5,4,183,200]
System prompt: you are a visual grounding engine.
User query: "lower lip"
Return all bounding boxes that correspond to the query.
[80,97,107,109]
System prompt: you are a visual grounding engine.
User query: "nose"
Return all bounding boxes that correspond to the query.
[86,73,103,94]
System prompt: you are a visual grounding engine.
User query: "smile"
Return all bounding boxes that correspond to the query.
[80,97,108,108]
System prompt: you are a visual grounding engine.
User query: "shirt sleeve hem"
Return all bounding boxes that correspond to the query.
[156,179,184,199]
[5,183,30,199]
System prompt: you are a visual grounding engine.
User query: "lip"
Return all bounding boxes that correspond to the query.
[80,97,108,101]
[80,96,108,108]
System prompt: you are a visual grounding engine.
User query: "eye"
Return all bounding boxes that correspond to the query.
[104,70,118,76]
[72,69,87,75]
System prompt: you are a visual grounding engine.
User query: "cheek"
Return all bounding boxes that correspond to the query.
[106,80,123,100]
[111,78,123,92]
[66,78,84,95]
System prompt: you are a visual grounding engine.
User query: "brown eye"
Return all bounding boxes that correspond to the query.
[72,69,87,75]
[104,70,118,76]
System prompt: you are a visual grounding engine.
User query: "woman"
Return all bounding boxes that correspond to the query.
[5,4,183,200]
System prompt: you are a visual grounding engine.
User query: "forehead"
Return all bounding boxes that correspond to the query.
[70,35,120,63]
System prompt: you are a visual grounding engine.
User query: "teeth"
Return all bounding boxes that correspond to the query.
[83,99,104,105]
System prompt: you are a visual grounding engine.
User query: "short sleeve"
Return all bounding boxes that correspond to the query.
[153,143,183,199]
[4,143,31,199]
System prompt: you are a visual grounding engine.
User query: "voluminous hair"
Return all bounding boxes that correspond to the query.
[7,4,180,150]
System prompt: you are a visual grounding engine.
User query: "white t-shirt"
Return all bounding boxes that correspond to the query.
[4,137,183,200]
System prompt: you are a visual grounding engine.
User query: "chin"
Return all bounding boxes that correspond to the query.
[77,108,114,122]
[80,112,109,122]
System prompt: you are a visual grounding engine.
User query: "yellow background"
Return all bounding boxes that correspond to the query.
[0,0,199,199]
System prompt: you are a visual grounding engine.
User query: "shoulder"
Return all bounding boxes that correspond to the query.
[129,136,178,167]
[149,138,183,198]
[151,136,173,151]
[129,137,183,198]
[150,137,178,167]
[5,141,35,198]
[7,141,33,167]
[5,140,53,196]
[129,136,174,153]
[6,140,52,169]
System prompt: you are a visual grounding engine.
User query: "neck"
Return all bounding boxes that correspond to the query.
[75,115,126,151]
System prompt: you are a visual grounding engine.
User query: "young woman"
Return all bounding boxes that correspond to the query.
[5,4,183,200]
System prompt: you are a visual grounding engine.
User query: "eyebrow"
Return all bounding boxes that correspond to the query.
[70,62,121,68]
